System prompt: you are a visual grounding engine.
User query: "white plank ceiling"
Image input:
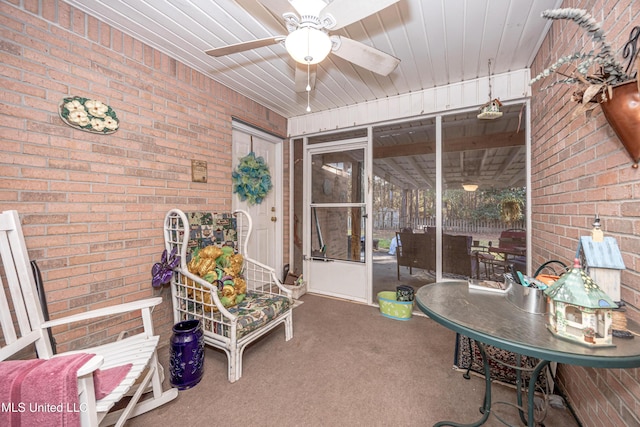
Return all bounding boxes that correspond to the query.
[62,0,562,120]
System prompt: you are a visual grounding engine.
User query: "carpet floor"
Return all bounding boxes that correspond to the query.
[128,293,580,427]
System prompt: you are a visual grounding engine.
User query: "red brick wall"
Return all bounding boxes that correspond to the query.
[530,1,640,425]
[0,1,287,351]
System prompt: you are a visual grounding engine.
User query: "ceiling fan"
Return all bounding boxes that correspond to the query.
[205,0,401,94]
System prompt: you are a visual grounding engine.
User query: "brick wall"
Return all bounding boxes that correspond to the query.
[0,1,287,351]
[530,0,640,425]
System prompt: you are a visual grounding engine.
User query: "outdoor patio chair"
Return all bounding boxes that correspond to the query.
[0,210,177,426]
[475,251,509,280]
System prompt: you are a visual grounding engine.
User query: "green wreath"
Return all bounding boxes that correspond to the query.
[232,152,272,205]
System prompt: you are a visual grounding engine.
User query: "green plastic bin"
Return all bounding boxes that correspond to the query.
[377,291,413,321]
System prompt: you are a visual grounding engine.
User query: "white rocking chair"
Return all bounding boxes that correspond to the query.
[0,210,178,426]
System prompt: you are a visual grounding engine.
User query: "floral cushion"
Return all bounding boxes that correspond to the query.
[230,291,291,338]
[183,211,246,309]
[180,290,290,339]
[184,212,238,258]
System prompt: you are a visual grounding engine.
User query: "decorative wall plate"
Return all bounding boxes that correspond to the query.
[58,96,119,134]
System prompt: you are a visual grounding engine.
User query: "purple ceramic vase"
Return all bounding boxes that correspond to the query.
[169,319,204,390]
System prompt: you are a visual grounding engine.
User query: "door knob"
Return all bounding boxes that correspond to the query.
[271,216,277,222]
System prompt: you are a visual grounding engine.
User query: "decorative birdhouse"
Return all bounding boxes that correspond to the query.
[544,259,617,348]
[577,236,625,302]
[477,98,503,120]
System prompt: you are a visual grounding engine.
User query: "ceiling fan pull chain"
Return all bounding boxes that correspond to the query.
[306,62,312,112]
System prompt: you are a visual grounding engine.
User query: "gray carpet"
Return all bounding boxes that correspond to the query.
[128,293,579,427]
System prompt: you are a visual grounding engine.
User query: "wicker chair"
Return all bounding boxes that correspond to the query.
[163,209,293,383]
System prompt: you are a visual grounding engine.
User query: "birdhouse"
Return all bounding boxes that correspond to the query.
[544,259,617,347]
[477,99,503,120]
[577,236,625,302]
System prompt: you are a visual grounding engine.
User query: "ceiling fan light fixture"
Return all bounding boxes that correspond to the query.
[463,184,479,192]
[285,27,331,65]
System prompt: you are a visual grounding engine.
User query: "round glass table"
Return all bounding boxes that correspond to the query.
[416,281,640,426]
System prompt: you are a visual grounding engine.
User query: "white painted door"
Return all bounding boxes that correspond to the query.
[232,121,283,278]
[303,138,369,303]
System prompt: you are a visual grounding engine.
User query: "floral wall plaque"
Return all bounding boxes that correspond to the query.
[58,96,119,134]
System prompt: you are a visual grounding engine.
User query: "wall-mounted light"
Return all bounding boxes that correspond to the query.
[462,184,478,192]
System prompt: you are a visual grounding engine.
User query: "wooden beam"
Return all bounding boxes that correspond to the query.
[492,146,523,181]
[372,165,407,189]
[380,158,422,189]
[373,131,524,159]
[406,156,434,189]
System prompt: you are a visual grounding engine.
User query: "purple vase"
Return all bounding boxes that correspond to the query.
[169,319,204,390]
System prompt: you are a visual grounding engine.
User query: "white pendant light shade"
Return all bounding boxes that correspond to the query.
[285,27,332,64]
[462,184,478,192]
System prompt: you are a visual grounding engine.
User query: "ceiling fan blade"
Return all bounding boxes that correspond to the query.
[205,36,285,57]
[322,0,400,30]
[331,36,400,76]
[258,0,295,19]
[295,63,317,92]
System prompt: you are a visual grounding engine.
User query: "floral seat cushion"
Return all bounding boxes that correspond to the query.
[230,291,291,338]
[182,290,291,339]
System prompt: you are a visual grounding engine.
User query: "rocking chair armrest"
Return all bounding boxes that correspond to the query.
[41,297,163,329]
[75,354,104,377]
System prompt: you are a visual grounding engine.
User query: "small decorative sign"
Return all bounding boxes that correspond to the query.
[191,160,207,182]
[58,96,119,134]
